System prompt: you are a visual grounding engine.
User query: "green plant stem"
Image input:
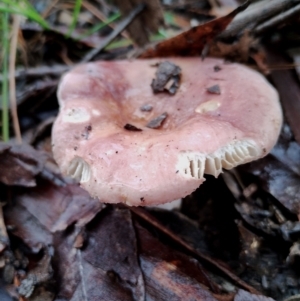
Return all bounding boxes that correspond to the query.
[0,0,50,29]
[2,11,9,141]
[77,12,121,39]
[67,0,83,36]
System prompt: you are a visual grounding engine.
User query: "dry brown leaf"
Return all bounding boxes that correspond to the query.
[54,208,144,301]
[139,1,249,58]
[15,180,104,233]
[135,222,220,301]
[0,143,46,187]
[4,179,104,253]
[240,154,300,217]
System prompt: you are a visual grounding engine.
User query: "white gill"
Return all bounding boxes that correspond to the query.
[177,140,259,179]
[67,157,91,183]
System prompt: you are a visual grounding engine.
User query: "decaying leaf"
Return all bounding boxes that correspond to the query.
[4,202,53,253]
[240,124,300,218]
[0,143,46,187]
[13,179,104,233]
[139,1,249,58]
[3,179,104,254]
[135,222,219,301]
[235,201,278,236]
[18,248,53,299]
[53,208,144,301]
[271,124,300,176]
[242,155,300,216]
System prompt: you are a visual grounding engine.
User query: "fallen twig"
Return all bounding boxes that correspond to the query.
[82,0,129,39]
[81,3,145,63]
[0,64,70,82]
[9,14,22,144]
[255,3,300,34]
[41,0,60,18]
[129,206,261,295]
[220,0,300,39]
[16,79,59,106]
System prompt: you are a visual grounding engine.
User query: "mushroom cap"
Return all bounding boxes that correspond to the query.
[52,58,282,206]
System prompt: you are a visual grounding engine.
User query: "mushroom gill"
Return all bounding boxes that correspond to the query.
[178,139,259,179]
[67,157,91,183]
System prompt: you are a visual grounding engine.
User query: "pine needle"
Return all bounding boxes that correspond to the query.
[1,11,9,141]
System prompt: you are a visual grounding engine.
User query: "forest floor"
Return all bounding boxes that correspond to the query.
[1,1,300,300]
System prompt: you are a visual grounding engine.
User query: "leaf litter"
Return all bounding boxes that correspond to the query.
[139,1,249,58]
[0,143,47,187]
[1,0,300,300]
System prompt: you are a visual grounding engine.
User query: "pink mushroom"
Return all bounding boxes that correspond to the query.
[52,58,282,206]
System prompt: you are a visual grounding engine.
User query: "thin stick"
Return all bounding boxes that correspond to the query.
[41,0,60,18]
[9,14,22,144]
[81,3,145,63]
[82,0,113,22]
[130,206,260,295]
[220,0,299,39]
[0,64,70,82]
[82,0,129,39]
[2,11,9,141]
[67,0,83,37]
[255,3,300,34]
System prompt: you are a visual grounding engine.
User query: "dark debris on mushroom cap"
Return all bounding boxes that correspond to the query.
[207,85,221,94]
[124,124,143,131]
[146,112,168,129]
[151,61,181,95]
[140,104,153,112]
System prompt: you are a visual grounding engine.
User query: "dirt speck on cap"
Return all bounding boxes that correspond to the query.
[82,125,92,140]
[140,104,153,112]
[124,124,142,131]
[207,85,221,95]
[146,112,168,129]
[214,65,222,72]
